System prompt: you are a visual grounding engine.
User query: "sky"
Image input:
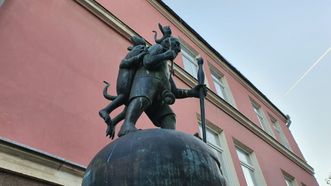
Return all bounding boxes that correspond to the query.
[163,0,331,185]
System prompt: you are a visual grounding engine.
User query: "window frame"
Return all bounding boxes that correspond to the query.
[250,100,274,137]
[234,140,267,186]
[179,40,209,87]
[181,45,198,79]
[210,67,236,107]
[282,171,296,186]
[269,115,292,150]
[197,119,240,185]
[235,146,258,186]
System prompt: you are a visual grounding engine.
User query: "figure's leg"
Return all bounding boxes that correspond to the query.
[158,114,176,130]
[118,97,151,137]
[99,94,126,123]
[106,106,127,139]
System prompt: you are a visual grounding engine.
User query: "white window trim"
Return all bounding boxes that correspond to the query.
[251,100,274,137]
[210,68,237,108]
[282,170,297,186]
[197,122,240,186]
[269,115,292,150]
[234,140,267,186]
[181,46,198,77]
[180,42,210,87]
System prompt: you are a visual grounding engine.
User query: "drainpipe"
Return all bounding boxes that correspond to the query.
[286,114,291,128]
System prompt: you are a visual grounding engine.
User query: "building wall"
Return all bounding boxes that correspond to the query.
[96,0,305,159]
[0,0,317,185]
[0,0,122,165]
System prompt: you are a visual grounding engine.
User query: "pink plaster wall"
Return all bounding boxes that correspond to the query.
[0,0,129,165]
[0,0,317,185]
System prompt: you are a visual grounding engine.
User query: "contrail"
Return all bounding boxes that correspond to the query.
[285,47,331,96]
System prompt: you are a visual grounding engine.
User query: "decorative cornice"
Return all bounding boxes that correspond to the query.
[74,0,135,40]
[0,137,85,185]
[74,0,314,175]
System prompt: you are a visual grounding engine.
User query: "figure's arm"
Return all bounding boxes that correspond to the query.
[170,77,207,99]
[143,45,176,70]
[119,51,146,68]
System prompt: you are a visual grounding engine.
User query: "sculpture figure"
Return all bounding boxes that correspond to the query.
[99,36,147,138]
[99,24,206,138]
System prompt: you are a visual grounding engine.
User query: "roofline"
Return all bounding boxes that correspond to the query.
[158,0,287,120]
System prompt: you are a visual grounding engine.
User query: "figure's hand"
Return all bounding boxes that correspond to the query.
[164,50,177,60]
[191,84,207,98]
[136,51,147,61]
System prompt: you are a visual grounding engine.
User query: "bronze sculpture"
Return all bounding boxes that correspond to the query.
[99,24,206,138]
[85,24,226,186]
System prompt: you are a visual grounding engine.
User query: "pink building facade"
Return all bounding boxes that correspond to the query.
[0,0,317,185]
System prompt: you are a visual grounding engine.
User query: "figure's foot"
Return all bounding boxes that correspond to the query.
[99,110,111,123]
[106,120,115,139]
[118,124,138,137]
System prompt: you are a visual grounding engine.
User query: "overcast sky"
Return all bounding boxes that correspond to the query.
[163,0,331,185]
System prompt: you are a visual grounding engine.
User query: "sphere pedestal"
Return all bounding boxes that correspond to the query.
[82,129,226,186]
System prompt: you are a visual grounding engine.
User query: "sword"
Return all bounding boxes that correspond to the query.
[197,57,207,143]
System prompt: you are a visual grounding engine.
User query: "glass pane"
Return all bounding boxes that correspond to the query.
[273,121,290,149]
[236,149,251,165]
[242,166,257,186]
[206,130,221,147]
[198,126,221,147]
[182,49,197,78]
[253,106,260,115]
[213,80,226,99]
[273,122,281,133]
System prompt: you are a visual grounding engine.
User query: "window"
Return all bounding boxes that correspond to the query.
[236,147,258,186]
[212,73,227,99]
[270,116,291,150]
[180,43,209,87]
[283,172,296,186]
[198,124,240,185]
[199,126,227,178]
[211,70,235,106]
[181,46,198,78]
[234,140,267,186]
[251,101,274,136]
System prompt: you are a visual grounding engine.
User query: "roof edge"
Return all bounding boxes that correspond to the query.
[158,0,287,120]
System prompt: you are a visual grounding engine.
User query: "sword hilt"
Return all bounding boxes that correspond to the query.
[197,57,205,86]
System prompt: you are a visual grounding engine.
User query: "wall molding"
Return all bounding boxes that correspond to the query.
[74,0,314,175]
[0,137,85,185]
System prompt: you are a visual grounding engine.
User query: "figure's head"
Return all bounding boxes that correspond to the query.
[154,23,172,44]
[161,37,181,54]
[159,24,172,36]
[128,36,146,51]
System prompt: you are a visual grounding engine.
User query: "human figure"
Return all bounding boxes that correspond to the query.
[118,36,205,137]
[99,36,147,138]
